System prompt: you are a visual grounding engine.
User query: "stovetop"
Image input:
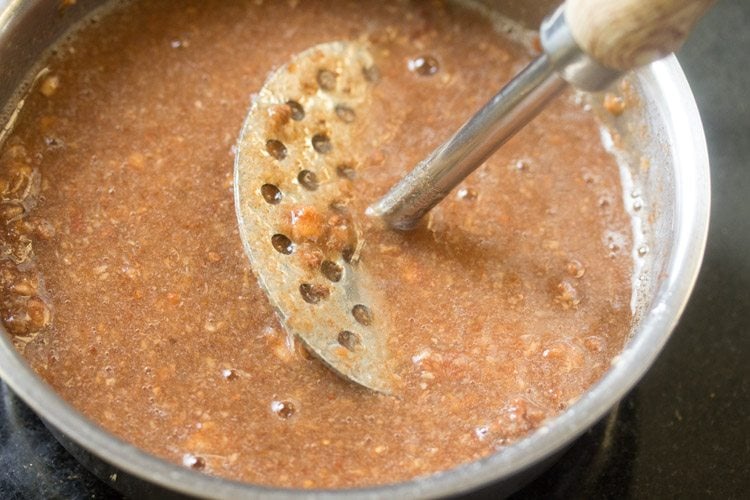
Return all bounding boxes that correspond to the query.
[1,0,748,498]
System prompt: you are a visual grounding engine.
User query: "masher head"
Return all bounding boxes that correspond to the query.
[234,42,392,393]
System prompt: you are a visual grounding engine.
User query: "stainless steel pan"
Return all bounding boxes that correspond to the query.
[0,0,709,497]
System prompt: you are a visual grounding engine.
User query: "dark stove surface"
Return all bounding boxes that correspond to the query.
[0,384,117,500]
[0,381,641,499]
[1,0,748,498]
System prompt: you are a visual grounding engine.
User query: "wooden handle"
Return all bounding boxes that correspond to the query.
[565,0,715,71]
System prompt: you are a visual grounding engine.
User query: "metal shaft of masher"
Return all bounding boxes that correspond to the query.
[366,6,621,231]
[366,56,567,230]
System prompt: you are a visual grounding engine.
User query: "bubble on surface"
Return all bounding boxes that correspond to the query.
[408,55,440,76]
[182,454,206,470]
[271,400,297,419]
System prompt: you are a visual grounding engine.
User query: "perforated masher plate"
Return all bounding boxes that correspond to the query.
[234,42,393,393]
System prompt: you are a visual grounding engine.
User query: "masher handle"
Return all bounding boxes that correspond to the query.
[369,0,716,231]
[566,0,715,71]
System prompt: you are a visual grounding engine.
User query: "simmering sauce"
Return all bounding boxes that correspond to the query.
[0,0,633,488]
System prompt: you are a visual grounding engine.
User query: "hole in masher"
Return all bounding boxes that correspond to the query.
[299,283,329,304]
[271,234,294,255]
[266,139,287,160]
[312,133,332,154]
[336,164,356,180]
[352,304,372,326]
[335,104,356,123]
[298,170,319,191]
[286,100,305,121]
[317,69,337,91]
[320,260,343,282]
[341,246,355,263]
[261,184,282,204]
[338,330,362,351]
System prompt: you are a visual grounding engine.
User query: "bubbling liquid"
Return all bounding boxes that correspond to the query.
[0,0,636,489]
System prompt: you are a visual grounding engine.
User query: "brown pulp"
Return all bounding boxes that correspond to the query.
[0,0,634,489]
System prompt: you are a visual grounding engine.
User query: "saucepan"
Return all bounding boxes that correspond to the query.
[0,0,709,497]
